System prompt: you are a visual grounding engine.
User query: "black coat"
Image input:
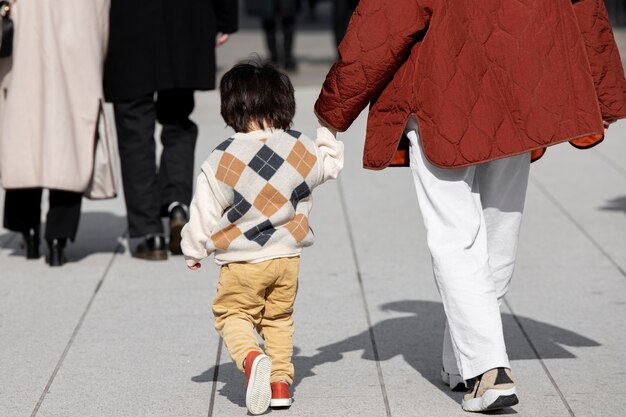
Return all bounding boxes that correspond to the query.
[104,0,238,102]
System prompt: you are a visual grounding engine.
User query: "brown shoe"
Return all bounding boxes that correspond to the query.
[132,235,168,261]
[462,367,518,412]
[168,203,188,255]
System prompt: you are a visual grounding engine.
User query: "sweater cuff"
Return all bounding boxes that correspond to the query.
[185,255,202,267]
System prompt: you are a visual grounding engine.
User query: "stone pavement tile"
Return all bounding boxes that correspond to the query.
[0,197,125,417]
[0,253,112,417]
[529,120,626,273]
[512,141,626,417]
[35,249,219,417]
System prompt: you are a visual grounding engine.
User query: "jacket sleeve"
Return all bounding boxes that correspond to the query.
[314,0,431,132]
[213,0,239,34]
[314,127,345,186]
[180,166,227,267]
[572,0,626,120]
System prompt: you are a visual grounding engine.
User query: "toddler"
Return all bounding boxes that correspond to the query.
[181,62,343,415]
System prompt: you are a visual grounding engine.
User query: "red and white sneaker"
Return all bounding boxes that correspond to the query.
[244,351,272,415]
[270,381,292,408]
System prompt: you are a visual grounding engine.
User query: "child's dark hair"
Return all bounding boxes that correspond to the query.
[220,61,295,132]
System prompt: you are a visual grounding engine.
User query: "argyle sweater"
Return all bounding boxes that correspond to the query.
[181,127,344,266]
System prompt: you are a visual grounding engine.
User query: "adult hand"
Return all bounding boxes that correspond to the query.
[188,263,202,270]
[216,33,230,47]
[318,119,338,136]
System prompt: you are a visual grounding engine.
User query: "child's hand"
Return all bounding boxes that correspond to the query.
[318,119,338,136]
[188,263,202,270]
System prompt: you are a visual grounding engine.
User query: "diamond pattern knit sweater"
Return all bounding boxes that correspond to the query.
[181,127,344,266]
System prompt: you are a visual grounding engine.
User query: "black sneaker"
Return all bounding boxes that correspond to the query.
[462,367,518,412]
[133,235,168,261]
[168,203,189,255]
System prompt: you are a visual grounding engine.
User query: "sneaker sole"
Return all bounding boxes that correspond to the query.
[169,219,186,255]
[270,397,292,408]
[441,370,466,391]
[462,387,518,412]
[246,355,271,415]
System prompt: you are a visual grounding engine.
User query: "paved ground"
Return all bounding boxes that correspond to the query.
[2,5,626,417]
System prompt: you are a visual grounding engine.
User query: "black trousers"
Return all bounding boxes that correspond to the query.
[262,16,296,62]
[3,188,82,240]
[333,0,359,47]
[114,89,197,238]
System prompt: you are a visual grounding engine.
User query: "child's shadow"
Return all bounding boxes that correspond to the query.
[192,300,600,409]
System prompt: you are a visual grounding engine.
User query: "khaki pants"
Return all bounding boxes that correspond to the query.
[213,257,300,385]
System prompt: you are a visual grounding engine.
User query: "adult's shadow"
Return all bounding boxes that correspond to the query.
[192,300,600,409]
[2,211,126,262]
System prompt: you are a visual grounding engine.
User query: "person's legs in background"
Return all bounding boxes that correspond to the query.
[44,190,82,266]
[282,15,297,71]
[4,188,43,259]
[3,188,82,266]
[114,93,168,260]
[262,17,279,65]
[333,0,358,49]
[155,89,197,254]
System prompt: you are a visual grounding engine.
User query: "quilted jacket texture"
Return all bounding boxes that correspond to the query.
[314,0,626,169]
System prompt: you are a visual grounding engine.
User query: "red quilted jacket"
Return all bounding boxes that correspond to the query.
[314,0,626,169]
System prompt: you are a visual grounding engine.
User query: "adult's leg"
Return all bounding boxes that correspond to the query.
[333,0,356,48]
[262,17,279,63]
[3,188,43,233]
[477,154,530,301]
[114,93,163,238]
[155,89,197,215]
[407,129,508,380]
[282,15,297,70]
[45,190,83,240]
[258,257,299,385]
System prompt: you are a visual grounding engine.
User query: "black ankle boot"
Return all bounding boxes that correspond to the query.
[21,228,40,259]
[46,238,67,267]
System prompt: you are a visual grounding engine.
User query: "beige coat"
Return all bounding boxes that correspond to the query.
[0,0,110,192]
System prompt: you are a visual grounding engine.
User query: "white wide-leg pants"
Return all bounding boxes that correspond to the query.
[406,125,530,379]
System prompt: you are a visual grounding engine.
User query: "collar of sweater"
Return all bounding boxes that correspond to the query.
[232,128,285,141]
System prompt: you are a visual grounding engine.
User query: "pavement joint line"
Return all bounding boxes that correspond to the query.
[207,338,223,417]
[504,298,576,417]
[30,234,126,417]
[337,177,393,417]
[530,175,626,279]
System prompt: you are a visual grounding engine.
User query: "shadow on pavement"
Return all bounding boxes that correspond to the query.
[2,211,126,263]
[599,195,626,215]
[192,300,599,410]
